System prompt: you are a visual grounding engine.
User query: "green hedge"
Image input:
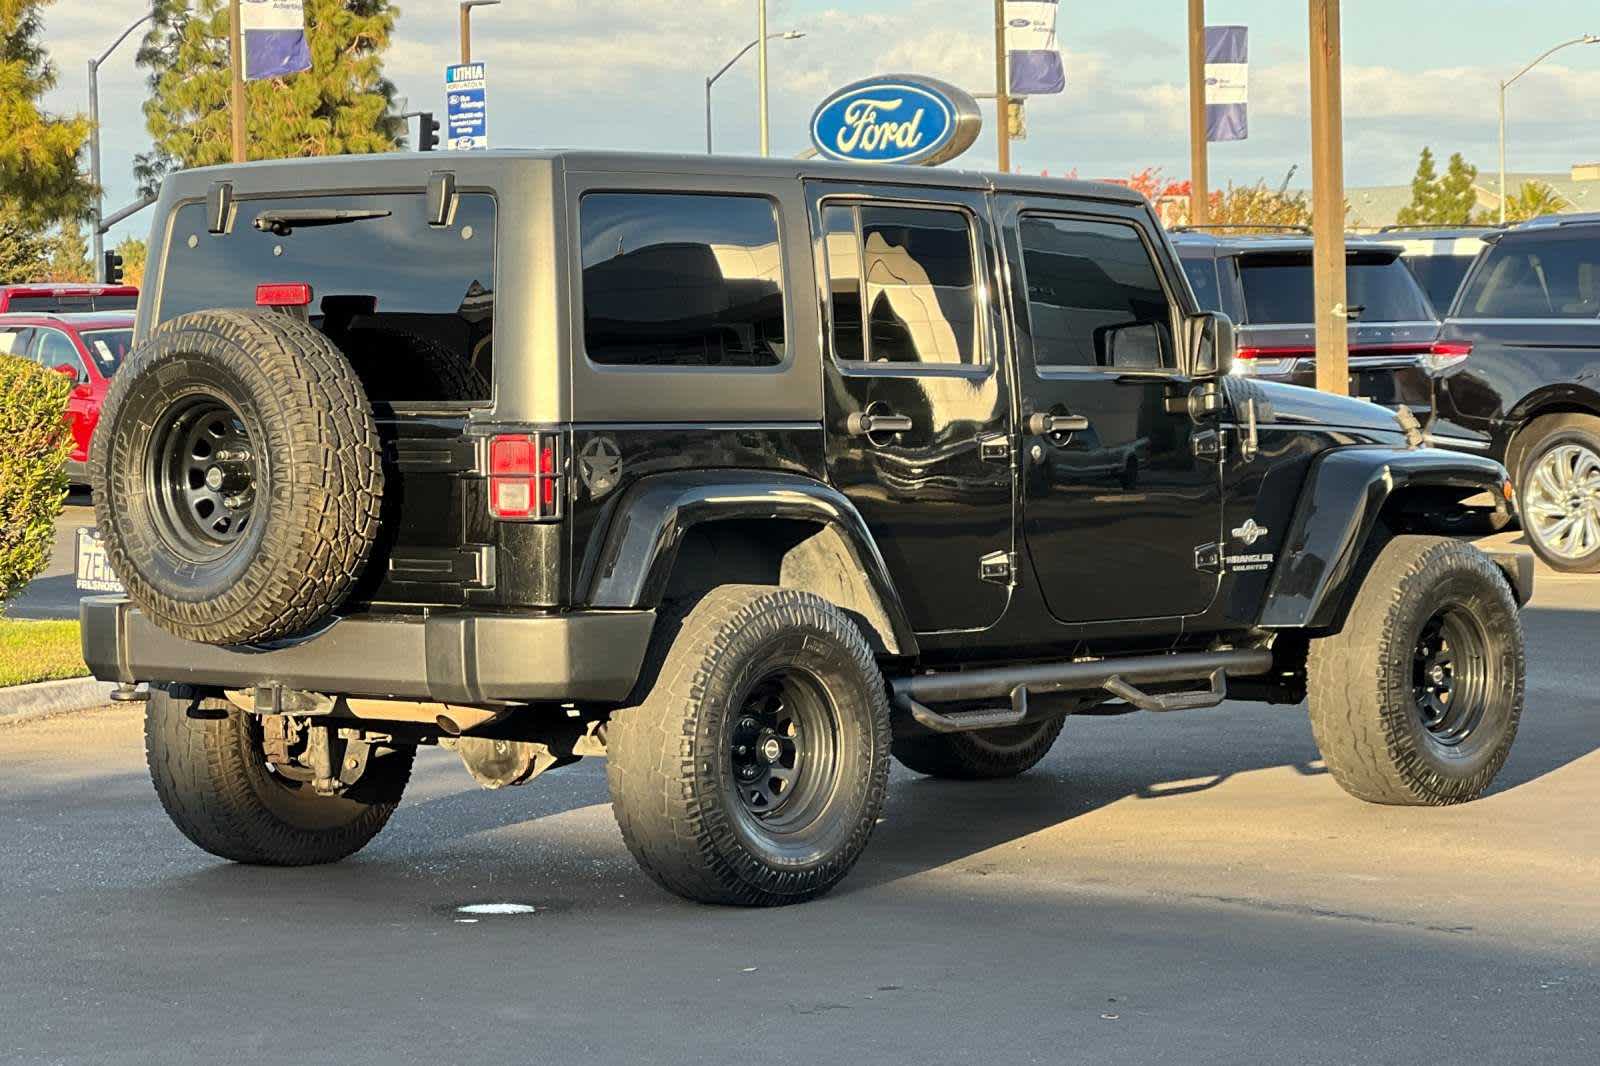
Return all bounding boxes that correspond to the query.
[0,353,71,603]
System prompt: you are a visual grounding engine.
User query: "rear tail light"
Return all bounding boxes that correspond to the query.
[1424,340,1473,372]
[1233,345,1311,375]
[488,433,562,521]
[255,282,314,307]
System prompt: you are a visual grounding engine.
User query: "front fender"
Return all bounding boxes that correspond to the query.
[581,470,918,656]
[1259,447,1511,630]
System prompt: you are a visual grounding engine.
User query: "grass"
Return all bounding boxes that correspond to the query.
[0,619,89,687]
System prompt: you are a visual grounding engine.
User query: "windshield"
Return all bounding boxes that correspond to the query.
[80,329,133,375]
[1238,255,1435,324]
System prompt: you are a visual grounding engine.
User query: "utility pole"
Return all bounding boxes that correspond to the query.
[1309,0,1348,396]
[993,0,1010,173]
[758,0,771,156]
[1187,0,1209,226]
[229,0,246,163]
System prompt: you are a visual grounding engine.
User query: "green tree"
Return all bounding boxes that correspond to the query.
[1397,148,1480,226]
[1494,179,1570,224]
[0,199,54,283]
[0,0,91,223]
[45,219,90,282]
[137,0,404,185]
[115,235,148,288]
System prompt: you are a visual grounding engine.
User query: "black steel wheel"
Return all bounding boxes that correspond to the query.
[147,395,260,561]
[606,585,891,906]
[1308,536,1524,806]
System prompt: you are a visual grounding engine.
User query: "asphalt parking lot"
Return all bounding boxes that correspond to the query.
[2,552,1597,1064]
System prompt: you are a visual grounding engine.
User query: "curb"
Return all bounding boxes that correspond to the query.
[0,676,120,727]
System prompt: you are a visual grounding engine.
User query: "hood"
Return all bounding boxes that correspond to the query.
[1229,378,1410,439]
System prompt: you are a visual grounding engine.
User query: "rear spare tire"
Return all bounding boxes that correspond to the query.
[90,309,383,645]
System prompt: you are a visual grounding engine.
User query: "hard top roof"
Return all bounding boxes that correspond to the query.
[162,148,1148,206]
[0,283,138,294]
[1171,229,1404,258]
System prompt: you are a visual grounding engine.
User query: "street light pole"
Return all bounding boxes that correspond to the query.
[459,0,501,64]
[1309,0,1348,397]
[757,0,770,156]
[88,10,155,282]
[993,0,1010,174]
[705,31,804,154]
[228,0,246,163]
[1498,34,1599,224]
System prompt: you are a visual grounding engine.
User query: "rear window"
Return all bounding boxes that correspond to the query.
[5,293,136,313]
[1404,254,1477,315]
[1457,233,1600,319]
[1238,254,1435,324]
[160,193,495,403]
[81,329,133,375]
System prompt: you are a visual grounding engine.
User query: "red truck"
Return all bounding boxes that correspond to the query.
[0,284,139,314]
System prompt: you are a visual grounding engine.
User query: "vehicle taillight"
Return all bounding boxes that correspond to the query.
[1233,345,1311,375]
[255,282,314,307]
[488,433,562,521]
[1424,340,1473,372]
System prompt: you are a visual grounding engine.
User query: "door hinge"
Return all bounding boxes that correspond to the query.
[1192,428,1224,462]
[980,550,1017,586]
[977,431,1011,464]
[1194,542,1223,574]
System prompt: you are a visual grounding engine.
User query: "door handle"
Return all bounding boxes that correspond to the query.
[1027,412,1090,436]
[847,410,914,436]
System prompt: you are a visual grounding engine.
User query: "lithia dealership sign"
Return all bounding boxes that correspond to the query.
[810,75,983,167]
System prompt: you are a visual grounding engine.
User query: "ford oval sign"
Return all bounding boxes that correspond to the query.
[810,75,982,167]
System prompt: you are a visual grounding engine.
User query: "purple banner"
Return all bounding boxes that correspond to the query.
[1006,1,1066,95]
[1204,25,1248,142]
[241,1,311,81]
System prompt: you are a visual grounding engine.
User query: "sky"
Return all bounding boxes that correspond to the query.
[38,0,1600,246]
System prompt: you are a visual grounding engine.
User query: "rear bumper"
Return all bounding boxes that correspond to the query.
[80,597,656,705]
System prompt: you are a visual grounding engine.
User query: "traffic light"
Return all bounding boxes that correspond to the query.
[418,112,441,152]
[103,250,124,286]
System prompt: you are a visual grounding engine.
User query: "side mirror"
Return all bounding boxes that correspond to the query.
[1187,311,1236,379]
[1099,322,1164,370]
[52,363,82,385]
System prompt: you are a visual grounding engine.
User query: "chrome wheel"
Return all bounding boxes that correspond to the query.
[1523,443,1600,561]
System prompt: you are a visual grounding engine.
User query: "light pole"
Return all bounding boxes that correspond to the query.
[88,10,155,282]
[705,30,804,154]
[459,0,500,64]
[1499,34,1598,224]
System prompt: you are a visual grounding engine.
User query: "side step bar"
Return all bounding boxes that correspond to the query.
[890,648,1274,734]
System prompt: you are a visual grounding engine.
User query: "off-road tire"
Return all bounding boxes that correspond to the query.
[605,586,891,906]
[1307,536,1524,806]
[1511,413,1600,574]
[90,310,383,645]
[893,718,1066,780]
[145,685,413,865]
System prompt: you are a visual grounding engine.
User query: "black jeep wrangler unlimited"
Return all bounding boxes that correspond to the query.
[84,151,1531,906]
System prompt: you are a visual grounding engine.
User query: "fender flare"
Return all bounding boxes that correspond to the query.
[1258,447,1512,630]
[581,470,918,656]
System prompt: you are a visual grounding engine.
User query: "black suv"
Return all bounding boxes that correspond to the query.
[81,152,1529,906]
[1355,225,1497,315]
[1433,213,1600,571]
[1174,228,1446,414]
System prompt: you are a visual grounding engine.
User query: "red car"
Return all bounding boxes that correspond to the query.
[0,312,136,485]
[0,284,139,313]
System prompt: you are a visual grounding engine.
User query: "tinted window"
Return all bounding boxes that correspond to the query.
[1457,234,1600,319]
[823,203,982,366]
[1238,254,1435,324]
[581,193,784,368]
[1404,255,1476,314]
[81,329,133,375]
[162,194,495,403]
[1019,216,1173,370]
[1180,255,1222,312]
[0,328,31,357]
[35,330,86,377]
